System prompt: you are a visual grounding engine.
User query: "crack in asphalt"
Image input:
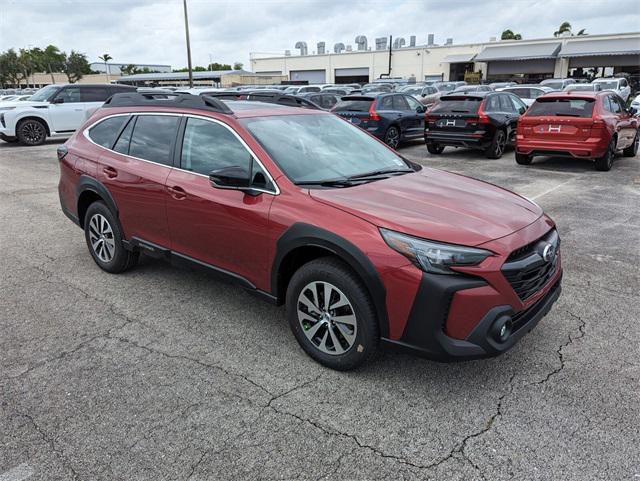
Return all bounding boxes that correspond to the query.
[16,411,80,481]
[531,310,587,387]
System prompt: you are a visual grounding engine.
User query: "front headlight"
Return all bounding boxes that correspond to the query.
[380,228,493,275]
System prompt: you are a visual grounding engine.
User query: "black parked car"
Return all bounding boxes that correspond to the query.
[331,93,426,148]
[297,92,341,110]
[424,91,527,159]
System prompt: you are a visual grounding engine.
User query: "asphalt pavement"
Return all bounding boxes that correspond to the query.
[1,138,638,481]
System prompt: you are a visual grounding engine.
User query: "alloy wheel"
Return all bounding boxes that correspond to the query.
[88,213,116,263]
[297,281,357,355]
[385,128,400,149]
[21,121,46,145]
[494,131,506,157]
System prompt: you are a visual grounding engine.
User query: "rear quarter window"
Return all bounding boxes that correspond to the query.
[88,116,129,148]
[527,98,595,118]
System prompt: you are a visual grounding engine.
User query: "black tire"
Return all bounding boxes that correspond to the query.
[595,138,616,171]
[426,143,445,155]
[384,125,400,149]
[515,153,533,165]
[16,118,48,146]
[0,133,18,143]
[286,257,379,371]
[485,129,507,159]
[84,201,138,273]
[622,130,639,157]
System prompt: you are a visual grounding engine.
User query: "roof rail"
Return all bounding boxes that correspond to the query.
[204,91,322,110]
[103,92,234,115]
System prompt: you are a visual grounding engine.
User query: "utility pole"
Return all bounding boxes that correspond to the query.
[183,0,194,88]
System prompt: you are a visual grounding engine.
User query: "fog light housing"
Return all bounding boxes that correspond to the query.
[491,316,513,343]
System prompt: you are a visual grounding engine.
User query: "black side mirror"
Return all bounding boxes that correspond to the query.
[629,107,637,115]
[51,97,64,104]
[209,165,251,190]
[416,105,425,113]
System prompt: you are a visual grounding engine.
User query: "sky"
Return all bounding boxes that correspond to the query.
[1,0,639,69]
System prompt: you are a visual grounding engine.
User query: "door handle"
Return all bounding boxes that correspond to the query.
[103,166,117,178]
[167,185,187,200]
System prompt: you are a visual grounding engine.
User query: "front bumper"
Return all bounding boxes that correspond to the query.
[382,270,562,361]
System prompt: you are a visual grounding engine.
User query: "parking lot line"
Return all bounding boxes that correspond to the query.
[0,464,34,481]
[530,177,578,200]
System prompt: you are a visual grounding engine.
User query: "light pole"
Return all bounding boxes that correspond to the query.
[183,0,194,88]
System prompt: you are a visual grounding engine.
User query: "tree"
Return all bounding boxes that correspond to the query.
[0,49,24,86]
[233,62,243,70]
[120,63,138,76]
[501,29,522,40]
[98,53,113,75]
[62,50,91,83]
[553,22,586,37]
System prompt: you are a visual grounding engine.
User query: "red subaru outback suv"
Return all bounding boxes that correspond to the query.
[515,91,639,171]
[58,93,563,370]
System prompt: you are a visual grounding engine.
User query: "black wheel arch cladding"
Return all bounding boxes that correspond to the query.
[272,223,390,338]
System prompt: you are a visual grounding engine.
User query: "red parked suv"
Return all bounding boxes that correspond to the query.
[58,93,563,370]
[515,91,639,171]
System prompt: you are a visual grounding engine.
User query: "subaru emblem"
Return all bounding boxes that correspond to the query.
[542,244,555,262]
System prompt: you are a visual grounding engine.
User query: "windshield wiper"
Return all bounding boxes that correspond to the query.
[347,168,413,181]
[295,178,356,187]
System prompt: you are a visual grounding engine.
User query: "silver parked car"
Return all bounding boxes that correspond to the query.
[500,85,554,106]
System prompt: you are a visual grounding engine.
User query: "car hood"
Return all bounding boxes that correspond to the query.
[0,100,48,109]
[309,168,542,246]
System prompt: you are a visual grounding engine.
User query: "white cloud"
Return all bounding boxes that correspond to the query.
[0,0,638,69]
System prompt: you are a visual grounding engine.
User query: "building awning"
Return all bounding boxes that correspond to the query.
[559,37,640,57]
[442,53,476,63]
[474,42,561,62]
[117,69,249,82]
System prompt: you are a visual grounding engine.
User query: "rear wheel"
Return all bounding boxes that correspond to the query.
[595,138,616,171]
[286,257,379,370]
[623,130,639,157]
[16,118,47,146]
[515,153,533,165]
[426,143,445,155]
[485,129,507,159]
[84,201,138,273]
[384,126,400,149]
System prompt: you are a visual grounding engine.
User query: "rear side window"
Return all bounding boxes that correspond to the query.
[81,87,110,102]
[431,98,481,114]
[499,94,516,113]
[332,99,372,112]
[319,95,337,109]
[527,98,595,118]
[392,95,409,110]
[88,116,129,148]
[378,96,394,110]
[113,117,135,154]
[128,115,180,165]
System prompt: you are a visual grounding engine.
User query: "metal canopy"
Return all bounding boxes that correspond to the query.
[474,43,561,62]
[117,69,249,82]
[559,37,640,57]
[442,53,476,63]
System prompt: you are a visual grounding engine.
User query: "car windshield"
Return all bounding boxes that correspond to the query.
[594,81,618,90]
[542,81,563,90]
[437,84,456,92]
[29,85,60,102]
[241,114,412,184]
[401,87,422,95]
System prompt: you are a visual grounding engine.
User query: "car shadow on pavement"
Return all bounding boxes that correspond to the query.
[0,138,67,148]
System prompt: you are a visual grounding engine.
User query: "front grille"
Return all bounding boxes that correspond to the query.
[502,229,560,301]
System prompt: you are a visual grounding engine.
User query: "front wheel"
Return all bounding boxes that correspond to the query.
[384,126,400,149]
[286,258,379,370]
[595,138,616,171]
[426,143,445,155]
[485,129,507,159]
[16,118,47,146]
[84,201,138,273]
[622,130,639,157]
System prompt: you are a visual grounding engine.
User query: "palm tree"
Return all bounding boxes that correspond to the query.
[554,22,573,37]
[98,53,113,80]
[501,29,522,40]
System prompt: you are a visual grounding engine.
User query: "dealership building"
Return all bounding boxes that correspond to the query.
[250,31,640,85]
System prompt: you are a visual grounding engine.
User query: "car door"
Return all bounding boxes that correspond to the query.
[98,114,179,247]
[402,95,425,138]
[609,94,635,149]
[498,94,520,141]
[48,86,85,132]
[165,116,277,285]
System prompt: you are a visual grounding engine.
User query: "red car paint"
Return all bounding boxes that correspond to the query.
[59,102,562,361]
[516,91,639,159]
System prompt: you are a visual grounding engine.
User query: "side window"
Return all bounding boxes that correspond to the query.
[508,94,527,114]
[81,87,109,102]
[404,95,421,111]
[620,79,628,87]
[530,89,543,99]
[378,96,394,110]
[393,95,410,110]
[113,117,135,154]
[484,95,500,113]
[499,94,516,113]
[54,87,81,103]
[128,115,180,165]
[88,115,129,148]
[322,95,337,109]
[610,96,624,113]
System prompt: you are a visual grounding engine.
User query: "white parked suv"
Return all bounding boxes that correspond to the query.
[591,77,631,102]
[0,83,135,145]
